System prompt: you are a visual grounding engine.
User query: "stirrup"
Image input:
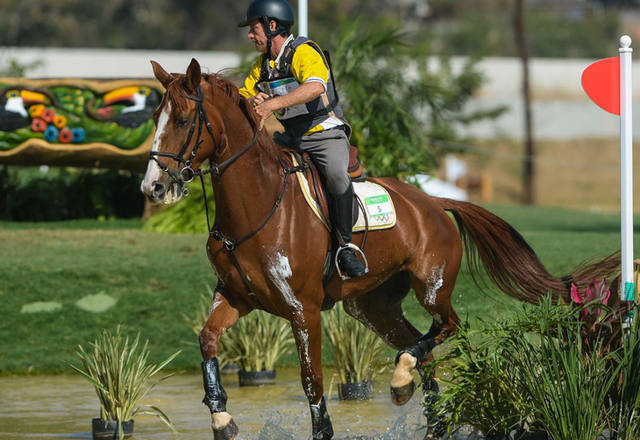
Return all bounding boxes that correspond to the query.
[335,243,369,281]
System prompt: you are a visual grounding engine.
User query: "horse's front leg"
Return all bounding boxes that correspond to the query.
[290,303,333,440]
[199,288,250,440]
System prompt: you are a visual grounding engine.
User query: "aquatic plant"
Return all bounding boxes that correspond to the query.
[322,303,387,385]
[69,326,180,439]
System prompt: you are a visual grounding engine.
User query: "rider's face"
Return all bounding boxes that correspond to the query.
[248,20,268,54]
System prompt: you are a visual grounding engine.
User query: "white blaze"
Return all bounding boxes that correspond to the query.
[141,102,171,195]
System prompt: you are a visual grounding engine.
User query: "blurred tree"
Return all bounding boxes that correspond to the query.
[330,18,503,181]
[513,0,535,205]
[0,0,624,58]
[424,0,620,58]
[0,0,247,50]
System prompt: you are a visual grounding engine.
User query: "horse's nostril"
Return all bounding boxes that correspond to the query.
[151,181,166,199]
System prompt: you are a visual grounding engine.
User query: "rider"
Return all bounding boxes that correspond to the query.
[238,0,366,278]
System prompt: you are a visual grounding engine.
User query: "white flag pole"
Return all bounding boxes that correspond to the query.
[619,35,635,315]
[298,0,308,37]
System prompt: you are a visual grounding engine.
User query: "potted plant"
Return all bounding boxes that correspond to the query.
[322,303,387,400]
[69,326,180,439]
[221,310,295,386]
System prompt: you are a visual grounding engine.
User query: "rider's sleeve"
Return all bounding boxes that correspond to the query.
[290,44,329,92]
[238,56,263,99]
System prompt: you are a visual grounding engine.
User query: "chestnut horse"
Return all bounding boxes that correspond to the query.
[141,59,619,440]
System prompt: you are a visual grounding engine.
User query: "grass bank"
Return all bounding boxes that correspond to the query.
[0,204,636,374]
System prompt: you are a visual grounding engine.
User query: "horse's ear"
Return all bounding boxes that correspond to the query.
[151,60,173,87]
[186,58,202,92]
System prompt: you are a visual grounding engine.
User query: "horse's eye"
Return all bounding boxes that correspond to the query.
[176,118,189,128]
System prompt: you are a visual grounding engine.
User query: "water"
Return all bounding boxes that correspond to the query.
[0,368,428,439]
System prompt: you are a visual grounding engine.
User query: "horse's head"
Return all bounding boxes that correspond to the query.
[141,58,222,204]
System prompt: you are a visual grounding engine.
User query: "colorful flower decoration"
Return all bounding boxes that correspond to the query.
[44,125,59,142]
[41,108,55,123]
[29,104,45,118]
[53,115,67,128]
[58,128,73,143]
[71,127,86,143]
[31,118,47,132]
[570,279,611,320]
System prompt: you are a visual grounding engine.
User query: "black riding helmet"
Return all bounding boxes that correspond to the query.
[238,0,295,33]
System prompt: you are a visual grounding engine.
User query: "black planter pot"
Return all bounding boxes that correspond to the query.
[221,362,240,374]
[338,380,374,400]
[92,418,134,439]
[237,369,276,386]
[512,431,549,440]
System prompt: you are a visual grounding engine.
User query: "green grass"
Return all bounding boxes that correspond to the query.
[0,205,637,374]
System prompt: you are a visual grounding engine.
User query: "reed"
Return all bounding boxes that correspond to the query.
[69,326,180,439]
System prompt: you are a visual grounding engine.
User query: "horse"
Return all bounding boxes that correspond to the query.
[140,58,620,440]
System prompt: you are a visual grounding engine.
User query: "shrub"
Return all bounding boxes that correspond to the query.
[425,295,630,439]
[0,166,144,221]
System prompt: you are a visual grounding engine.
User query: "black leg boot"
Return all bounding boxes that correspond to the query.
[330,184,366,279]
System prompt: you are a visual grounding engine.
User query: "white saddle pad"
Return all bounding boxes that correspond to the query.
[292,155,397,232]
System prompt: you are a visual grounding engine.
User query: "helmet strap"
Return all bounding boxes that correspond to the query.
[261,16,274,60]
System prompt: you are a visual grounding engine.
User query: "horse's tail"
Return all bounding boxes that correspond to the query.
[434,197,620,303]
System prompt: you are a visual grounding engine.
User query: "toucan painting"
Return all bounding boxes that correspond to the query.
[93,86,161,128]
[0,88,48,132]
[0,80,161,151]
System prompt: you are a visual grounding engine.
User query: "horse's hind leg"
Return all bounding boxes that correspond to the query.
[390,258,461,406]
[343,272,425,405]
[343,272,422,349]
[199,287,250,440]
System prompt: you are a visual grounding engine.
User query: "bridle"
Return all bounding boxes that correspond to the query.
[147,83,306,310]
[148,85,260,195]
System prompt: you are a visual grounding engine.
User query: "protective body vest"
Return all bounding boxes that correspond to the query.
[257,36,347,138]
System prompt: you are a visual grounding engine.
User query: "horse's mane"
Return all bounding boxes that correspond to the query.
[162,71,278,163]
[206,74,261,131]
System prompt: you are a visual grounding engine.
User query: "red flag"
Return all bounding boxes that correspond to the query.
[581,57,620,115]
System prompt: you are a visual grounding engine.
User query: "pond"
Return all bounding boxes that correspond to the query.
[0,368,430,440]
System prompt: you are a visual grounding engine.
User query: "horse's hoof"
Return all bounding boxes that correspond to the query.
[390,380,415,406]
[213,418,238,440]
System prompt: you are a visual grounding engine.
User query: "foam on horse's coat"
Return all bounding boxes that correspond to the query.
[268,252,312,371]
[426,265,445,306]
[210,292,223,315]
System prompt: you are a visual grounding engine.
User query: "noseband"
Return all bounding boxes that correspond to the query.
[148,85,259,190]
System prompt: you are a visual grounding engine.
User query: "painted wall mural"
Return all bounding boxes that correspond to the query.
[0,78,162,170]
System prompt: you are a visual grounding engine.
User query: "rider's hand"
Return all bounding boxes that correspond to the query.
[254,98,278,119]
[251,92,270,106]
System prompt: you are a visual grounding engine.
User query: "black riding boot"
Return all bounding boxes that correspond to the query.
[330,184,366,278]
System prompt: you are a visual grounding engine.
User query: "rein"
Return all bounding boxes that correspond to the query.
[151,84,307,310]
